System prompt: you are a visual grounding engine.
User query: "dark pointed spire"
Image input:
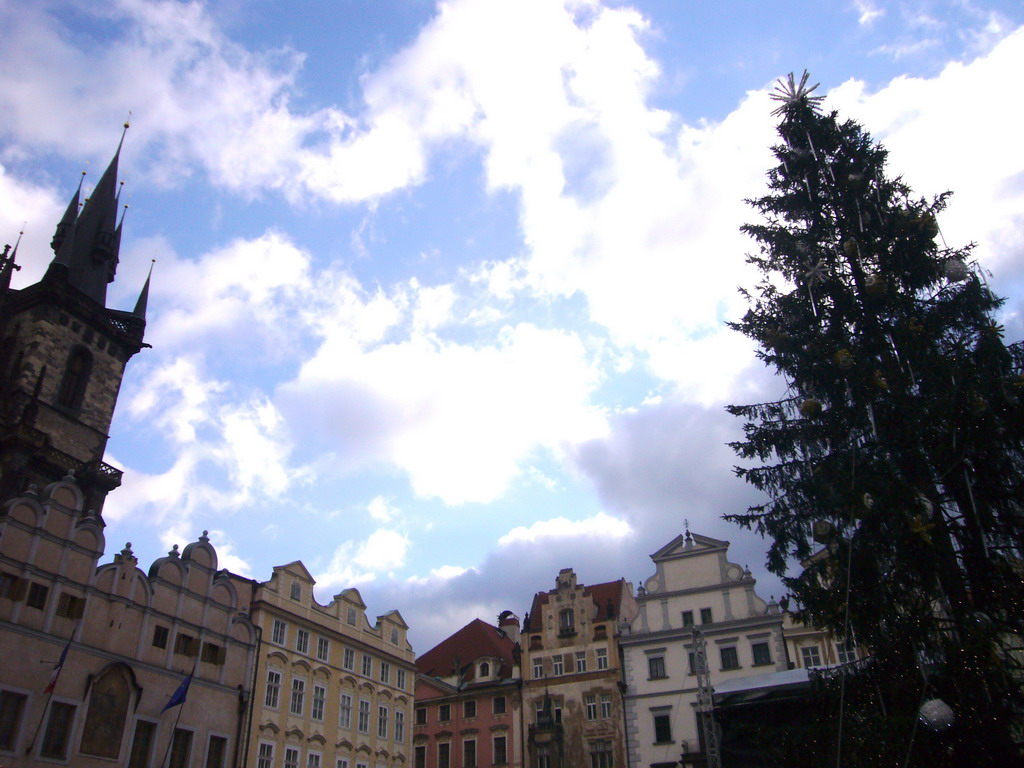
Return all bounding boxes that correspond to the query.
[133,259,153,319]
[51,172,84,255]
[49,122,129,306]
[1,230,24,294]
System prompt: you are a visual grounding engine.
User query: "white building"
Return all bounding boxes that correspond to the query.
[621,531,787,768]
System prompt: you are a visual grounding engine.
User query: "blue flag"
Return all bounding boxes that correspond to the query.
[161,673,192,713]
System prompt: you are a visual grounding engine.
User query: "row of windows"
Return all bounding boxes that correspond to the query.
[530,647,608,679]
[0,689,228,768]
[282,590,404,648]
[0,575,86,617]
[413,735,508,768]
[647,639,773,680]
[414,695,506,725]
[680,607,714,627]
[265,672,406,740]
[258,742,369,768]
[530,693,610,724]
[799,640,858,668]
[270,620,408,689]
[151,626,226,665]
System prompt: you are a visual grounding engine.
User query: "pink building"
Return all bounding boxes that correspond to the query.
[413,614,523,768]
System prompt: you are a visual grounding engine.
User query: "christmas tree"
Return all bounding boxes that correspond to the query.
[727,72,1023,764]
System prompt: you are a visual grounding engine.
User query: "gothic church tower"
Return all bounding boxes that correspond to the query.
[0,130,149,517]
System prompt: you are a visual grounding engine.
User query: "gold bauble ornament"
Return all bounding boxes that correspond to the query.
[843,238,859,258]
[800,398,822,418]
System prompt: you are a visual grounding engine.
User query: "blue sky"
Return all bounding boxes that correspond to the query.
[3,0,1023,651]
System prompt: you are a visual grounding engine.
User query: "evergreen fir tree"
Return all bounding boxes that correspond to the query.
[727,72,1023,764]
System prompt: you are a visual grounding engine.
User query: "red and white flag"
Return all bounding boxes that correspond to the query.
[44,639,71,694]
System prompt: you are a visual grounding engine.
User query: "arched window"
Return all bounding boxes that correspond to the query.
[479,662,490,678]
[57,346,92,411]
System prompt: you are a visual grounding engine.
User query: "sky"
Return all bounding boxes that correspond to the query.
[2,0,1023,653]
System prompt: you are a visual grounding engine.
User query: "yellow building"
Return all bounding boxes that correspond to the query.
[247,562,416,768]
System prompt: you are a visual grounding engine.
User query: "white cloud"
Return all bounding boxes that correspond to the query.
[368,496,401,522]
[316,528,412,592]
[498,511,632,546]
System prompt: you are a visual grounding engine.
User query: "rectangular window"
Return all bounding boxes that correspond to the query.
[682,610,694,627]
[653,713,672,743]
[206,735,228,768]
[463,699,476,718]
[415,706,427,725]
[600,694,612,719]
[596,648,608,670]
[127,719,157,768]
[552,655,564,675]
[438,703,451,722]
[589,740,613,768]
[585,695,597,720]
[339,694,353,729]
[169,728,193,768]
[174,633,198,657]
[752,642,772,666]
[308,753,322,768]
[378,705,388,738]
[0,572,26,601]
[290,679,306,716]
[493,736,507,765]
[720,646,739,670]
[152,625,169,649]
[380,662,391,685]
[338,761,349,768]
[438,743,450,768]
[700,607,713,624]
[201,642,225,665]
[26,582,49,610]
[296,629,310,654]
[317,637,330,662]
[343,647,355,670]
[395,710,405,742]
[532,658,543,678]
[358,700,371,733]
[285,747,300,768]
[312,684,326,721]
[362,655,372,677]
[492,696,506,715]
[272,619,287,645]
[648,656,666,679]
[347,607,357,625]
[266,670,282,708]
[0,690,28,751]
[55,592,86,618]
[257,743,275,768]
[39,702,76,759]
[801,646,822,668]
[575,651,587,673]
[415,745,426,768]
[463,739,476,768]
[291,582,302,600]
[397,668,406,690]
[836,639,858,664]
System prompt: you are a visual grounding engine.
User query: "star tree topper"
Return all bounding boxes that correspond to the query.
[770,70,826,116]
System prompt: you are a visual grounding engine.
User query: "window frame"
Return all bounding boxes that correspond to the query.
[720,646,740,671]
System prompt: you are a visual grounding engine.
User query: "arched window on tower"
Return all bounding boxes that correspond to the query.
[57,346,92,411]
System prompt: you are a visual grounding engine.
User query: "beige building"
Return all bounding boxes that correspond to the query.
[521,568,638,768]
[247,562,416,768]
[0,477,257,767]
[620,531,787,768]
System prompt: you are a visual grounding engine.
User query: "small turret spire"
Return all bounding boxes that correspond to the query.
[51,172,84,256]
[133,259,154,319]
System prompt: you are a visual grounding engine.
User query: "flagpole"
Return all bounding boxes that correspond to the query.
[158,660,196,768]
[25,630,75,755]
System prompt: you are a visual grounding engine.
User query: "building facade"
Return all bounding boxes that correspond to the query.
[0,478,257,767]
[413,613,523,768]
[620,531,787,768]
[520,569,638,768]
[247,563,416,768]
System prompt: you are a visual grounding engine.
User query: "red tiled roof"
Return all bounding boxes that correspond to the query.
[416,618,517,679]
